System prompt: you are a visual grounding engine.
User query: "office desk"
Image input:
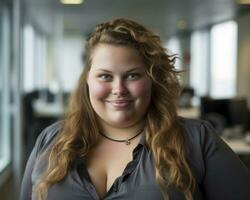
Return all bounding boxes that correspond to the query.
[33,100,64,117]
[177,107,200,119]
[222,138,250,155]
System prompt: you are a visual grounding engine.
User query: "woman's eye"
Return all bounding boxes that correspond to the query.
[98,74,112,81]
[126,73,140,80]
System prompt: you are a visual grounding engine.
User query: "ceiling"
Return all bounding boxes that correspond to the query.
[23,0,250,39]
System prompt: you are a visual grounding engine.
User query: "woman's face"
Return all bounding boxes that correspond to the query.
[87,44,152,129]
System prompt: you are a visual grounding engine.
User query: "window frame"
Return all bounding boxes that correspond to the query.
[0,4,11,177]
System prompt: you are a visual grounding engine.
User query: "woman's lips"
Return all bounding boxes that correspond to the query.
[106,100,132,109]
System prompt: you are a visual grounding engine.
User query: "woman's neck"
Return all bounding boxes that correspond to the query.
[99,120,145,141]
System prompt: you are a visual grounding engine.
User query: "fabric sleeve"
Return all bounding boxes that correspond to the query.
[200,121,250,200]
[19,122,61,200]
[19,131,46,200]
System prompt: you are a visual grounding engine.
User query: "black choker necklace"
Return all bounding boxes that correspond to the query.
[99,129,144,145]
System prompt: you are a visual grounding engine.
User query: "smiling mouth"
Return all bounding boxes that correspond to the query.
[106,100,132,109]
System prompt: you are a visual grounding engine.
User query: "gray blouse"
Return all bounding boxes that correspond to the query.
[20,118,250,200]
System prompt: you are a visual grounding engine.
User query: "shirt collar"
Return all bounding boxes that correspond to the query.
[137,131,150,152]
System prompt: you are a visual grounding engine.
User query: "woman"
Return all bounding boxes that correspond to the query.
[20,18,250,200]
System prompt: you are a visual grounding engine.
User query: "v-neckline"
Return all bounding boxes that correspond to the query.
[77,143,144,200]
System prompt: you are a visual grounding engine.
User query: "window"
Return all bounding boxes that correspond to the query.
[166,36,182,70]
[60,35,84,92]
[0,5,11,172]
[190,30,209,98]
[23,24,48,92]
[23,24,35,92]
[210,21,238,98]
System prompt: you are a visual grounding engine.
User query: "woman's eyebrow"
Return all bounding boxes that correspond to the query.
[96,67,142,73]
[96,68,112,73]
[125,67,141,73]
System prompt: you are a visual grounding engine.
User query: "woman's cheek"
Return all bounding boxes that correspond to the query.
[130,79,152,97]
[89,81,110,99]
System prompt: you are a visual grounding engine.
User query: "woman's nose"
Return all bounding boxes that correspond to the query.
[112,79,128,96]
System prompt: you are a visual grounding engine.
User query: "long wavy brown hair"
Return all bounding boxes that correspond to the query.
[36,18,195,200]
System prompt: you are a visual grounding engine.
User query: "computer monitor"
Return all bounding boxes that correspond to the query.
[200,98,231,133]
[229,98,248,129]
[200,97,248,133]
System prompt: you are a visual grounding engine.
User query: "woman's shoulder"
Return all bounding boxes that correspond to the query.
[179,117,213,131]
[178,117,218,143]
[34,121,63,156]
[178,117,221,182]
[178,117,222,155]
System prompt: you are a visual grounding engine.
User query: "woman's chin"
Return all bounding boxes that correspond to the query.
[106,116,137,128]
[109,120,133,128]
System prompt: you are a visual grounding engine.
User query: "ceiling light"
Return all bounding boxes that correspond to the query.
[236,0,250,4]
[60,0,84,5]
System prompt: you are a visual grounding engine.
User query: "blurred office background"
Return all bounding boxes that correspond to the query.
[1,0,250,199]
